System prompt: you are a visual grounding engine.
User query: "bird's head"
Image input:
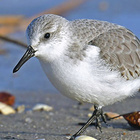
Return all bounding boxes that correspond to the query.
[13,14,69,73]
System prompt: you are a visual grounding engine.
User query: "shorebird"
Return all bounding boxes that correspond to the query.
[13,14,140,139]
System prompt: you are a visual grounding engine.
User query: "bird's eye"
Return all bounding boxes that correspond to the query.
[44,33,50,39]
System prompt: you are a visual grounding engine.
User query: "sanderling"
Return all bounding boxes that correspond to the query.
[13,14,140,139]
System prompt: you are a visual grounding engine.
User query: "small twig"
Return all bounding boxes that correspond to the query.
[107,114,123,121]
[0,35,27,48]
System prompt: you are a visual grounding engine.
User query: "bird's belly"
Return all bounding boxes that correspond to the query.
[39,59,139,106]
[40,61,101,104]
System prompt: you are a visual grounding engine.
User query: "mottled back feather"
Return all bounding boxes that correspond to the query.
[91,27,140,80]
[71,19,140,80]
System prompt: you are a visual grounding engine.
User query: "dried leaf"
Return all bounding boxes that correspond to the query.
[123,111,140,129]
[0,92,15,106]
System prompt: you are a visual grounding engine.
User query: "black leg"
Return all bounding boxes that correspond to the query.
[69,105,103,140]
[101,109,107,124]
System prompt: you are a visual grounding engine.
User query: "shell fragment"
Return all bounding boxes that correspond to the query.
[0,102,16,115]
[75,135,97,140]
[32,104,53,112]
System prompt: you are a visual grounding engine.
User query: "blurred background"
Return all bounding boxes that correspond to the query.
[0,0,140,94]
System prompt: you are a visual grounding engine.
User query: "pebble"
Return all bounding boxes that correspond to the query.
[88,113,92,118]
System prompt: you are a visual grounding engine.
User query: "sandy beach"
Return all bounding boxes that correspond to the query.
[0,92,139,140]
[0,0,140,140]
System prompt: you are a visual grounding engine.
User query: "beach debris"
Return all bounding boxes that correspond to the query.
[105,111,140,129]
[0,92,15,106]
[0,0,87,37]
[75,135,97,140]
[88,110,140,129]
[104,111,140,129]
[16,105,25,113]
[123,111,140,129]
[0,102,16,115]
[88,112,123,120]
[105,112,123,120]
[0,0,88,52]
[32,104,53,112]
[88,113,92,118]
[89,105,95,111]
[25,117,33,123]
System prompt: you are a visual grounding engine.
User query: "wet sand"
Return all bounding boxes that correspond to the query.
[0,92,139,140]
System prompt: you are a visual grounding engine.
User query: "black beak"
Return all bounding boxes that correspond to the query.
[13,45,36,73]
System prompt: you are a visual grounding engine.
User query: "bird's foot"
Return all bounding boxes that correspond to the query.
[69,105,105,140]
[101,109,107,124]
[95,117,102,132]
[94,107,108,131]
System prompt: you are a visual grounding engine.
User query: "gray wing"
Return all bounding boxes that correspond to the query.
[90,27,140,80]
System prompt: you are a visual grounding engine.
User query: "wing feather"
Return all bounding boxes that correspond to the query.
[91,27,140,80]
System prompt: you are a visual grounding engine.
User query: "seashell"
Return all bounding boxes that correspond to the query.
[123,111,140,129]
[75,135,97,140]
[16,105,25,113]
[0,102,16,115]
[32,104,53,112]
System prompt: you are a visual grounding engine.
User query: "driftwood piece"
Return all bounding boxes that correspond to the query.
[0,16,24,25]
[20,0,88,30]
[0,0,88,48]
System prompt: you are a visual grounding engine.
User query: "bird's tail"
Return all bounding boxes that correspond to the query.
[120,78,140,98]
